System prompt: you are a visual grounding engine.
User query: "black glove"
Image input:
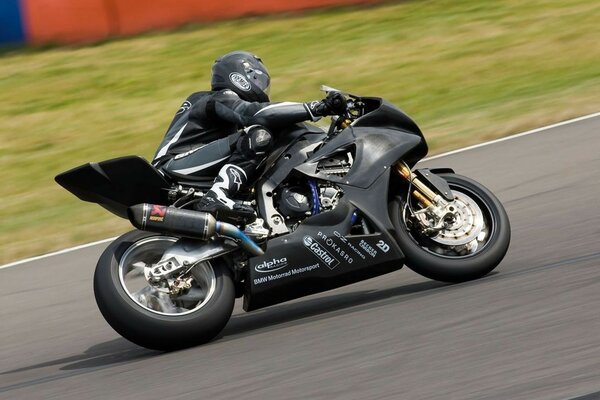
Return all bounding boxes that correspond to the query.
[322,91,347,115]
[306,92,347,118]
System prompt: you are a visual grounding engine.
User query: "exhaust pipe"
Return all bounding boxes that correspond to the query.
[128,204,264,256]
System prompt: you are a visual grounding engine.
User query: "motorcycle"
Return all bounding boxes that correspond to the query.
[56,86,510,350]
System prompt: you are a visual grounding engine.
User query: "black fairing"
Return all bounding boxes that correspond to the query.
[55,156,170,218]
[245,213,403,311]
[295,98,428,188]
[353,98,422,134]
[263,122,326,171]
[244,169,404,311]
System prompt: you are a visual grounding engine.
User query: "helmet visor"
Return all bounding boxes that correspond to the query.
[243,61,270,100]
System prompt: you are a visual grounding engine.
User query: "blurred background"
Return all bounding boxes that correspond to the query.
[0,0,598,264]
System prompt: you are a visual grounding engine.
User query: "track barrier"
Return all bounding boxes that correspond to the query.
[1,0,381,45]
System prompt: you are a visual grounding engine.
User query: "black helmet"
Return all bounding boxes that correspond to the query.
[211,51,271,102]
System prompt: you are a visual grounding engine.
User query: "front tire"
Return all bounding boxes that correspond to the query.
[391,173,510,282]
[94,230,235,351]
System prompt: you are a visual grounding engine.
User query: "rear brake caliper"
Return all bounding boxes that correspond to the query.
[143,257,196,297]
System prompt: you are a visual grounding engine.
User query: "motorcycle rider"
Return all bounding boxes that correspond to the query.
[152,50,346,220]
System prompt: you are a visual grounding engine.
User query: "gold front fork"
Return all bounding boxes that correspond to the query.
[394,162,439,208]
[339,119,352,129]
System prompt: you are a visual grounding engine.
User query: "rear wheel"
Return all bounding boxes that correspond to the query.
[390,173,510,282]
[94,230,235,350]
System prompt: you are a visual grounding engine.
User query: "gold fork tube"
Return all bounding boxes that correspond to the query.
[412,190,433,208]
[394,163,439,204]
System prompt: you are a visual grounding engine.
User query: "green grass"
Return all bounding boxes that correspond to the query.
[1,0,599,264]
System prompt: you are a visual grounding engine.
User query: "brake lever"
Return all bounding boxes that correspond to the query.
[327,116,339,136]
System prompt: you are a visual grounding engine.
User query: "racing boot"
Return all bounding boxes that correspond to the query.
[195,164,255,222]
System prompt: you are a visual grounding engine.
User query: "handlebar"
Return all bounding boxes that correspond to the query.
[319,85,367,135]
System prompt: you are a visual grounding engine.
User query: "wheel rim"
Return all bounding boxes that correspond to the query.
[118,236,217,316]
[404,183,495,259]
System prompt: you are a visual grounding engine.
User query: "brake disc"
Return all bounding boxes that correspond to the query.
[428,191,485,246]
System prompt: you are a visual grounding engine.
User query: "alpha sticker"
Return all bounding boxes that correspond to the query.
[303,235,340,269]
[229,72,251,92]
[255,257,288,273]
[149,205,167,222]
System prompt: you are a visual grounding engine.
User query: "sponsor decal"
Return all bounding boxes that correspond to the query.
[317,232,354,264]
[229,72,251,91]
[175,100,192,115]
[376,240,390,253]
[173,145,204,160]
[359,239,378,258]
[253,263,320,285]
[149,205,167,222]
[255,257,288,273]
[229,168,243,191]
[303,236,340,269]
[333,231,366,260]
[306,100,321,119]
[290,263,320,275]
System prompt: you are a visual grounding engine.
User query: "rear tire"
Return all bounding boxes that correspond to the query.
[390,173,510,282]
[94,230,235,351]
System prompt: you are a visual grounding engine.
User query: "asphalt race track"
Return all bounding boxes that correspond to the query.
[1,115,599,399]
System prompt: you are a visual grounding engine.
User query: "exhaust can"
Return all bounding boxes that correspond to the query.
[128,204,217,240]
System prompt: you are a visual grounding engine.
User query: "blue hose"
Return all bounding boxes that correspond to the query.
[308,179,320,215]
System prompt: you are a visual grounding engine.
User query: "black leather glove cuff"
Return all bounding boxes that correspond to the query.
[304,101,328,120]
[304,92,347,120]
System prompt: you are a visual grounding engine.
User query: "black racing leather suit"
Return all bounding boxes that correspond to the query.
[152,89,319,181]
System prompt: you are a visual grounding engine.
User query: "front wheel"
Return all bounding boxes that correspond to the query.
[390,173,510,283]
[94,230,235,351]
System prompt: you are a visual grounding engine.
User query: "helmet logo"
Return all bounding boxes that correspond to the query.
[229,72,251,92]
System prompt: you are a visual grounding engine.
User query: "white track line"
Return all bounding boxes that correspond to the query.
[2,111,599,271]
[424,111,600,161]
[0,237,117,270]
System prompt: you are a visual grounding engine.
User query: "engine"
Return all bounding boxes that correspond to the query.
[318,184,343,210]
[277,186,312,218]
[275,151,351,225]
[276,181,344,222]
